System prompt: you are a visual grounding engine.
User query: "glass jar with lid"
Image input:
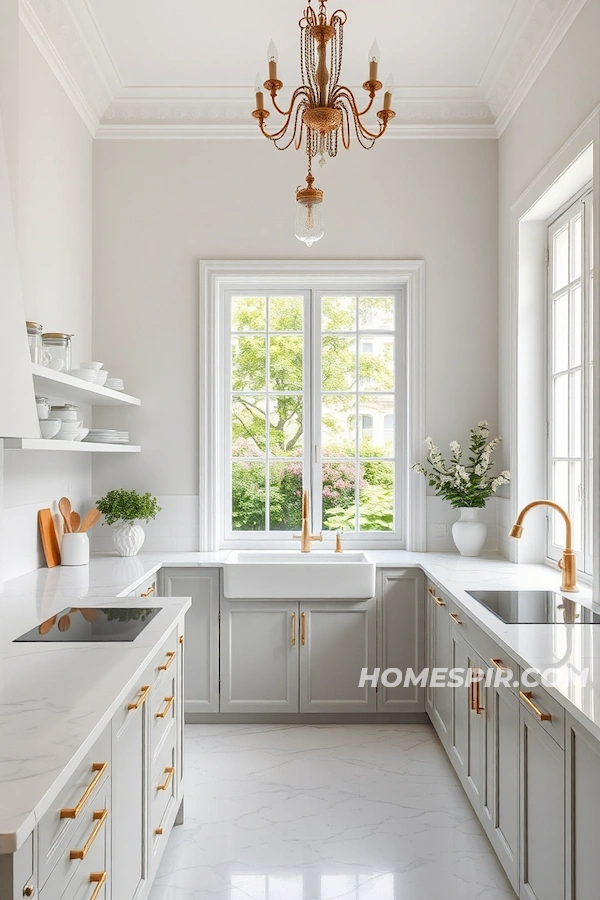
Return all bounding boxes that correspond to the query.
[42,333,73,373]
[26,322,43,364]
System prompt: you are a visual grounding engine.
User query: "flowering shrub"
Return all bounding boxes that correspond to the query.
[412,421,510,509]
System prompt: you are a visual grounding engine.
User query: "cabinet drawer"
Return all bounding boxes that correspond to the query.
[151,630,179,684]
[150,667,178,759]
[40,785,109,900]
[38,726,111,888]
[150,742,178,869]
[518,677,565,748]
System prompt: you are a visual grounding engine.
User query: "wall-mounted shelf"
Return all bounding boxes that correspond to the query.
[4,439,141,453]
[31,365,141,407]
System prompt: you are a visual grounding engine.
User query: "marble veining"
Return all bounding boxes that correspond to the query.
[149,724,516,900]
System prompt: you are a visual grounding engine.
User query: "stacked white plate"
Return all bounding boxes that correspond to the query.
[105,377,125,391]
[84,429,130,444]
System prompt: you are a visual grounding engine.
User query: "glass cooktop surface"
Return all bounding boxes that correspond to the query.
[466,591,600,625]
[14,607,160,643]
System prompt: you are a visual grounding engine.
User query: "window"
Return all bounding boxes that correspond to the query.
[224,290,401,544]
[547,187,594,574]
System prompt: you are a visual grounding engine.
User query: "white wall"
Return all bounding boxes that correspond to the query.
[92,137,498,551]
[0,26,93,581]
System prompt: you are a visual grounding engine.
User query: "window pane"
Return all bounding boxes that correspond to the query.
[322,336,357,390]
[232,462,265,531]
[231,395,266,457]
[269,395,303,457]
[322,296,356,331]
[232,336,266,390]
[571,285,582,368]
[553,374,569,457]
[269,462,302,531]
[552,460,569,547]
[269,296,303,332]
[570,369,582,457]
[269,335,303,391]
[359,461,394,532]
[359,335,393,390]
[552,293,568,372]
[359,395,394,455]
[553,225,569,291]
[359,296,394,330]
[322,395,355,457]
[572,215,582,279]
[322,462,356,531]
[231,296,266,331]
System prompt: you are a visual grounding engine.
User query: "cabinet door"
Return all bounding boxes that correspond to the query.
[162,569,220,713]
[426,588,451,742]
[377,569,424,712]
[299,599,376,713]
[449,628,486,812]
[565,714,600,900]
[520,707,565,900]
[484,679,520,892]
[220,600,299,713]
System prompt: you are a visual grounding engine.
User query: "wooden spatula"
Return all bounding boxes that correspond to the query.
[39,615,57,635]
[59,497,73,533]
[38,508,61,567]
[80,508,101,533]
[70,511,81,533]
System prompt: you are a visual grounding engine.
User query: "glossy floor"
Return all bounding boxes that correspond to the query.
[149,724,516,900]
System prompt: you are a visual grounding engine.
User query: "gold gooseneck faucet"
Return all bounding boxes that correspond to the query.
[509,500,578,592]
[293,489,323,553]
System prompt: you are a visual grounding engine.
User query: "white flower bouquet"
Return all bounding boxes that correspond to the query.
[413,421,510,509]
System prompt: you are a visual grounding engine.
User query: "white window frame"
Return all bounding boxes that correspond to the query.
[199,260,426,552]
[546,185,594,575]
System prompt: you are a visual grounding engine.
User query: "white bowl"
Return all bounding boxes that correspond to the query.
[51,408,79,421]
[80,361,103,372]
[56,431,78,441]
[74,427,90,442]
[58,420,83,432]
[94,370,109,386]
[67,369,98,383]
[39,419,61,439]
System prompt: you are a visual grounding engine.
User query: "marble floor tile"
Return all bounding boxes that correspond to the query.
[149,724,516,900]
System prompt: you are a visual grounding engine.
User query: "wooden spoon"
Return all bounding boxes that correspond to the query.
[39,615,56,635]
[79,608,98,623]
[70,511,81,533]
[80,508,101,533]
[59,497,73,534]
[57,614,71,632]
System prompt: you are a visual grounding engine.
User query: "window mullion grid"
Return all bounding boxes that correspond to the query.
[354,296,360,534]
[265,296,271,534]
[582,193,593,573]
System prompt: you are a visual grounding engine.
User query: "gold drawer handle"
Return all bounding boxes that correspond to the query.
[158,651,176,671]
[140,584,155,597]
[157,766,175,792]
[89,873,107,900]
[69,809,109,860]
[449,613,463,626]
[156,696,175,719]
[434,596,445,607]
[127,685,151,711]
[491,658,509,671]
[520,691,552,722]
[291,611,297,646]
[428,586,435,595]
[155,827,164,835]
[179,635,184,644]
[60,763,108,819]
[301,611,306,645]
[23,888,35,898]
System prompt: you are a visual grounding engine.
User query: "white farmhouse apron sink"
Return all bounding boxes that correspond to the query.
[223,551,376,599]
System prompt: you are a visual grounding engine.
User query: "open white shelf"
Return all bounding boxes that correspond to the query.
[4,439,141,453]
[32,364,141,407]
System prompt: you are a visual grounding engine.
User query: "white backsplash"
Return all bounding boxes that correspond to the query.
[89,495,199,554]
[426,495,508,554]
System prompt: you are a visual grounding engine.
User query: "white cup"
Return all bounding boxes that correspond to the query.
[61,533,89,566]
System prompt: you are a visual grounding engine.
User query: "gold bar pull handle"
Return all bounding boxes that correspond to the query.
[156,696,175,719]
[158,651,176,671]
[291,611,297,646]
[157,766,175,792]
[469,670,476,711]
[301,611,306,646]
[491,658,509,671]
[519,691,552,721]
[434,596,445,607]
[60,762,108,819]
[475,676,485,714]
[428,586,435,595]
[69,809,109,860]
[449,612,463,626]
[127,685,151,711]
[89,873,107,900]
[140,584,155,597]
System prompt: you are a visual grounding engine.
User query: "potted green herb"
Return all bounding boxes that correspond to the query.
[96,489,161,557]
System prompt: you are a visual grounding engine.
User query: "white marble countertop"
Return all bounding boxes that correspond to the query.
[2,548,600,853]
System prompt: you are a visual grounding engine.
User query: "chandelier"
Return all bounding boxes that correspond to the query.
[252,0,395,246]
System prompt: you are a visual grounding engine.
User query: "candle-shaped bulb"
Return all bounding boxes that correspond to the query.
[384,73,394,110]
[368,40,380,82]
[254,72,264,110]
[268,40,278,80]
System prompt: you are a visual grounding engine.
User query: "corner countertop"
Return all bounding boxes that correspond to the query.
[1,549,599,854]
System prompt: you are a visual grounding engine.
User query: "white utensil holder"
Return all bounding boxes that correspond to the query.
[61,532,89,566]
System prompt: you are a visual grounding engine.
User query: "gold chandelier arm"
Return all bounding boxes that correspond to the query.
[260,101,309,151]
[331,85,375,117]
[270,85,313,118]
[334,87,387,141]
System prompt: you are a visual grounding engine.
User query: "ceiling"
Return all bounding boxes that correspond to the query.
[20,0,587,137]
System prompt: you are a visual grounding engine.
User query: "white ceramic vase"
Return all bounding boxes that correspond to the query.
[452,508,487,557]
[112,522,145,557]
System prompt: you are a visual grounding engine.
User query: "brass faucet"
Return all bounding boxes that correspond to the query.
[293,489,323,553]
[509,500,578,592]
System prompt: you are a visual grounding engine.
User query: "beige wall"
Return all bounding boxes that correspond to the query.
[91,137,498,547]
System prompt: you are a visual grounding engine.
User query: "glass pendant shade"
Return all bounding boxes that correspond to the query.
[294,199,324,248]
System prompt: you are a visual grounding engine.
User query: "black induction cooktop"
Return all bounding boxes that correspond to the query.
[14,607,160,643]
[466,591,600,625]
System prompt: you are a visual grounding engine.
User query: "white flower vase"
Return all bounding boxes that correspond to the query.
[452,508,487,557]
[112,522,145,557]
